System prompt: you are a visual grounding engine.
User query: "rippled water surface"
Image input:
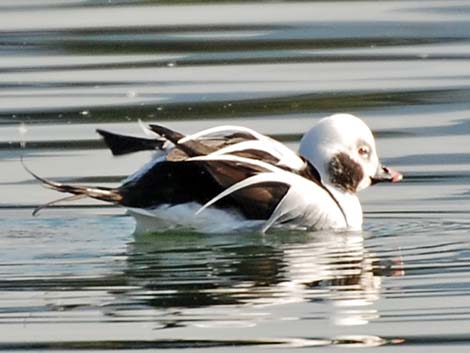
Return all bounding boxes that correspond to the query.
[1,0,470,351]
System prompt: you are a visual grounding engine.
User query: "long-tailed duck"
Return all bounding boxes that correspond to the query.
[27,113,402,233]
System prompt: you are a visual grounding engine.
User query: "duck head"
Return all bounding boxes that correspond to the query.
[299,114,402,193]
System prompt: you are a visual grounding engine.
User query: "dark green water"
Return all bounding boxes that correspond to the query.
[1,1,470,351]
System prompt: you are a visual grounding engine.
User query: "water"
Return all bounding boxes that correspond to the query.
[1,0,470,351]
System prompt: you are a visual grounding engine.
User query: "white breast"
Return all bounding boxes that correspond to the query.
[265,174,350,232]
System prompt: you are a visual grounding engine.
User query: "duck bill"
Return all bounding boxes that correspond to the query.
[371,165,403,185]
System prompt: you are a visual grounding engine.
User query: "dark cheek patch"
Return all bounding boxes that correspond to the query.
[328,152,364,193]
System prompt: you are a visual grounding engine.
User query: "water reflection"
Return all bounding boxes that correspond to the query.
[118,231,403,327]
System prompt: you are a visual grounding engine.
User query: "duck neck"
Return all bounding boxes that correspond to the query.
[323,184,363,230]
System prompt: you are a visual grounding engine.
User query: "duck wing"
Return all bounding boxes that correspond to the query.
[118,124,331,225]
[117,155,290,221]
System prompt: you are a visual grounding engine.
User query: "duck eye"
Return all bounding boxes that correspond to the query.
[358,146,369,157]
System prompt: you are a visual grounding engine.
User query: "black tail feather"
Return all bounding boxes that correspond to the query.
[96,129,165,156]
[32,194,87,216]
[22,157,122,215]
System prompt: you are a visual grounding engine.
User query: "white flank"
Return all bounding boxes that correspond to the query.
[128,203,263,234]
[263,173,348,232]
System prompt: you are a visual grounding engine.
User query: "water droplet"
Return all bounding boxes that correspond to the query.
[18,123,27,149]
[18,123,27,135]
[127,90,137,98]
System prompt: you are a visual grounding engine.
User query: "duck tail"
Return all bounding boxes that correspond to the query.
[96,129,165,156]
[22,157,122,215]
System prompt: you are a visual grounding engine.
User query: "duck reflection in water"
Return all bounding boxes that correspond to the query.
[117,230,404,327]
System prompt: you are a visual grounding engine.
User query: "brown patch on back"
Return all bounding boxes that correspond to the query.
[328,152,363,193]
[232,183,289,219]
[166,148,188,161]
[201,160,288,219]
[232,149,279,164]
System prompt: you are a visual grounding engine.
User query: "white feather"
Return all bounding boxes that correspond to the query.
[138,119,159,138]
[188,154,282,173]
[262,173,348,232]
[205,139,304,170]
[178,125,266,144]
[262,190,302,233]
[207,140,285,160]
